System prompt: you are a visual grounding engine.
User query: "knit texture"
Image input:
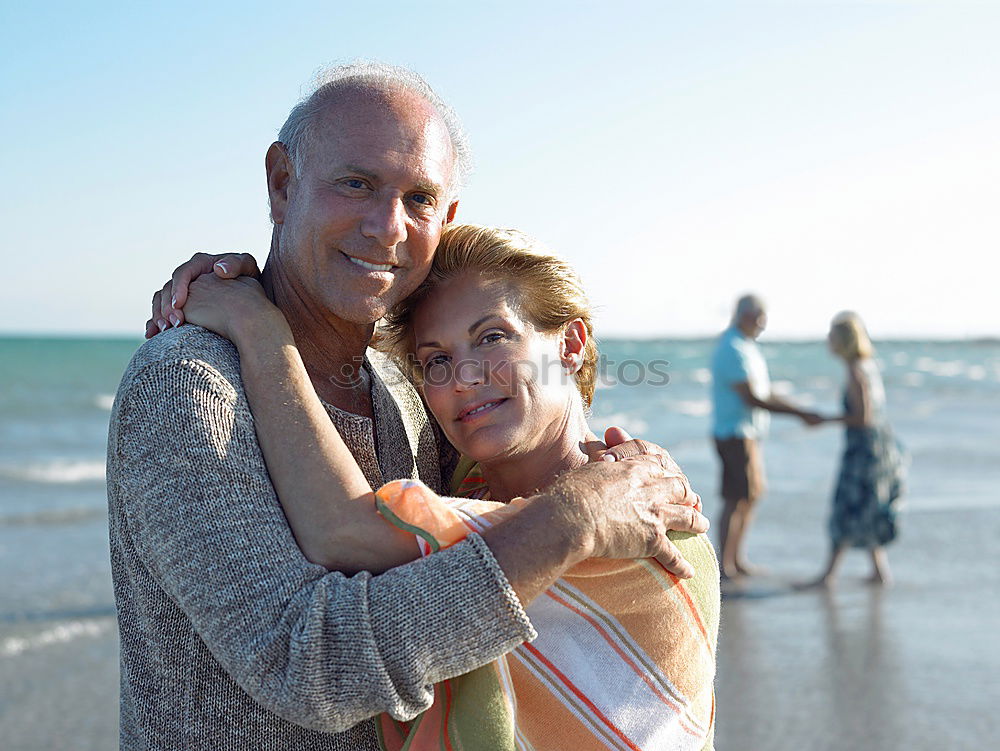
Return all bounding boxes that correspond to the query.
[106,326,535,750]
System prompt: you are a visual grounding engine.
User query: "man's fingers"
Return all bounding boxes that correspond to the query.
[653,539,694,580]
[660,500,710,535]
[689,489,703,513]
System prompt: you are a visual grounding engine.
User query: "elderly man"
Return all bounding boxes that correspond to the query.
[710,293,821,579]
[109,62,707,750]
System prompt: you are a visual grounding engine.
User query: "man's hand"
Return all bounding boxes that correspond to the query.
[583,427,702,512]
[482,455,710,605]
[145,252,262,338]
[550,455,708,578]
[800,411,824,427]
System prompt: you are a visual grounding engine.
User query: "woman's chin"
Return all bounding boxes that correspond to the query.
[454,433,521,468]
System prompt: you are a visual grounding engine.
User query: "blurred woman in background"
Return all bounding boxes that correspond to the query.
[809,311,906,587]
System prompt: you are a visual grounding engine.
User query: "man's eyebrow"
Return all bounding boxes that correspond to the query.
[342,164,443,196]
[342,164,379,181]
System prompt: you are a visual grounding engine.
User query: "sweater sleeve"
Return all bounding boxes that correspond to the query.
[111,357,535,733]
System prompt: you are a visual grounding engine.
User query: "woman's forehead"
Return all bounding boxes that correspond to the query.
[412,274,528,334]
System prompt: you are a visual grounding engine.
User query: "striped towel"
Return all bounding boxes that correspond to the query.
[375,467,720,751]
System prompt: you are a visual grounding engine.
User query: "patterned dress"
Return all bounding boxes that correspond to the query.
[829,358,907,548]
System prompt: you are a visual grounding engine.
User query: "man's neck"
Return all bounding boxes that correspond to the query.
[261,260,376,418]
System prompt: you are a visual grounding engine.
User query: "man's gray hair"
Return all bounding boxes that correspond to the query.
[733,293,766,323]
[277,61,473,197]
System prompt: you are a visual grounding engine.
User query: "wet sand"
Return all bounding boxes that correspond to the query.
[714,505,1000,750]
[2,506,997,750]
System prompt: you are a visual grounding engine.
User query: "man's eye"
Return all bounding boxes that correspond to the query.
[410,193,435,207]
[343,179,367,190]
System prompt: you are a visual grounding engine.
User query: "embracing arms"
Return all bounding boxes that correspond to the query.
[109,344,536,731]
[147,253,709,595]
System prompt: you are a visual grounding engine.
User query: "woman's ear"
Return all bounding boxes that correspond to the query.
[560,319,588,374]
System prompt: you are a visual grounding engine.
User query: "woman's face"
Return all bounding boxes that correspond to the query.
[411,272,581,465]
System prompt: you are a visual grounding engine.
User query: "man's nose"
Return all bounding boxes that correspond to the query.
[360,194,407,248]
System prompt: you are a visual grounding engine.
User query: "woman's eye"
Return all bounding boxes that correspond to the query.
[480,331,505,345]
[425,354,450,369]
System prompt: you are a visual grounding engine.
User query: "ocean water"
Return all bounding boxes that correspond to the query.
[1,334,998,749]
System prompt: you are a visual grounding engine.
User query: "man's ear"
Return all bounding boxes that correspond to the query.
[266,142,294,225]
[560,319,588,374]
[445,199,459,224]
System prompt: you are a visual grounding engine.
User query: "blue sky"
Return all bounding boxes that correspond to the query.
[2,1,997,338]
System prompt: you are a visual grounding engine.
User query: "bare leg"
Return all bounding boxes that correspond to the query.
[798,544,846,589]
[734,499,767,576]
[718,497,745,579]
[868,547,892,586]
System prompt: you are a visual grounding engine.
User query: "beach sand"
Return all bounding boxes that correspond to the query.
[2,507,997,750]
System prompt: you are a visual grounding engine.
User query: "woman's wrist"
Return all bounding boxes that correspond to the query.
[231,305,293,351]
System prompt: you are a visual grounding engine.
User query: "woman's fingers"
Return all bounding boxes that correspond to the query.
[603,426,633,449]
[157,279,181,328]
[211,252,260,280]
[170,252,218,310]
[147,288,169,336]
[144,252,261,337]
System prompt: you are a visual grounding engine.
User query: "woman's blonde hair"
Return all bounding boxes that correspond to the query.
[829,311,874,360]
[379,224,599,407]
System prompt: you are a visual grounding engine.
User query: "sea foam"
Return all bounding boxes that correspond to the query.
[0,460,106,484]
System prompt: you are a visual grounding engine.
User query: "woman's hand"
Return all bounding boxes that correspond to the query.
[183,274,287,348]
[145,252,261,338]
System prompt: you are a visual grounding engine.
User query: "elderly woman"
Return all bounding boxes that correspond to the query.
[809,312,906,587]
[153,225,720,750]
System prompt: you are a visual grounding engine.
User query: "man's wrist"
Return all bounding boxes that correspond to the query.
[479,486,594,605]
[529,481,596,564]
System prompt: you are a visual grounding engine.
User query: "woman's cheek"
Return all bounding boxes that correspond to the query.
[422,383,451,428]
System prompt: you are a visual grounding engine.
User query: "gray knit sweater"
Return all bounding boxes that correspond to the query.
[106,326,535,750]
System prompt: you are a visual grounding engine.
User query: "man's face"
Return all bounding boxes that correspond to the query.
[269,88,458,324]
[740,309,768,339]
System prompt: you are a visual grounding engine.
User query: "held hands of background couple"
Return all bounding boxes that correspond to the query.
[145,252,261,339]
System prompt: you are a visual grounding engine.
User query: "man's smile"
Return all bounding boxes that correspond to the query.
[341,251,397,273]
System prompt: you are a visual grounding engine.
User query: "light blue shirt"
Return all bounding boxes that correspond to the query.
[711,326,771,440]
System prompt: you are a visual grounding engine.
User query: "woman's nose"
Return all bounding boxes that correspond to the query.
[453,359,485,389]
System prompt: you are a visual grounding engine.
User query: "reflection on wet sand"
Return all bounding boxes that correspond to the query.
[716,569,996,750]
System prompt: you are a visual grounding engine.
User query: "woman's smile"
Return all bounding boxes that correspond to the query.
[456,397,509,422]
